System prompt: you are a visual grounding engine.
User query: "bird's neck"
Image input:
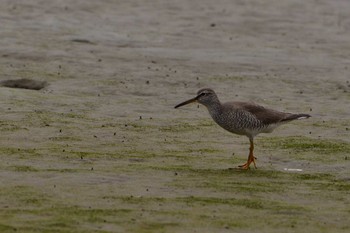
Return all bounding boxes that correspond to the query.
[205,99,223,116]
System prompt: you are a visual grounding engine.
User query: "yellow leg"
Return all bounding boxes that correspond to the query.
[238,138,257,169]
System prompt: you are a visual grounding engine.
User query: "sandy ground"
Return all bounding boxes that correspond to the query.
[0,0,350,232]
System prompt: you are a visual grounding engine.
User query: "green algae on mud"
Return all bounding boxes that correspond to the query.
[0,147,40,157]
[260,136,350,162]
[0,122,24,132]
[311,119,350,129]
[1,112,349,233]
[1,168,349,233]
[159,120,215,133]
[10,165,39,172]
[112,195,306,212]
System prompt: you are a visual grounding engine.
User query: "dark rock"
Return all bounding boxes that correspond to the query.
[1,78,48,90]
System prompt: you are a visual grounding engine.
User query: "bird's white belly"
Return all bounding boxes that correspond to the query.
[243,124,278,137]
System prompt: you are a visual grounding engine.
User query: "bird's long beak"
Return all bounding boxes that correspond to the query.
[174,96,198,109]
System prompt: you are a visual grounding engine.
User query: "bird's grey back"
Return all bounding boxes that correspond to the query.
[207,101,290,136]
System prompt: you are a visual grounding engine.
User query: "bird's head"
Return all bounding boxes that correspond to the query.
[174,88,218,108]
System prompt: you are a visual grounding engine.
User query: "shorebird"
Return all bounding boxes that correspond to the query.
[174,88,311,169]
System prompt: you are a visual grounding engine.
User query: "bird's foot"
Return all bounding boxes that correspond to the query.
[238,156,257,170]
[238,163,250,170]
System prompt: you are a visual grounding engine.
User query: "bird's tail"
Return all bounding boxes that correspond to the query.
[282,113,311,122]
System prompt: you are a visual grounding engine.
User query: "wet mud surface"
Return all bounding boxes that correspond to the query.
[0,0,349,232]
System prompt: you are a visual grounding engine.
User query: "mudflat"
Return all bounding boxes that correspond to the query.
[0,0,349,232]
